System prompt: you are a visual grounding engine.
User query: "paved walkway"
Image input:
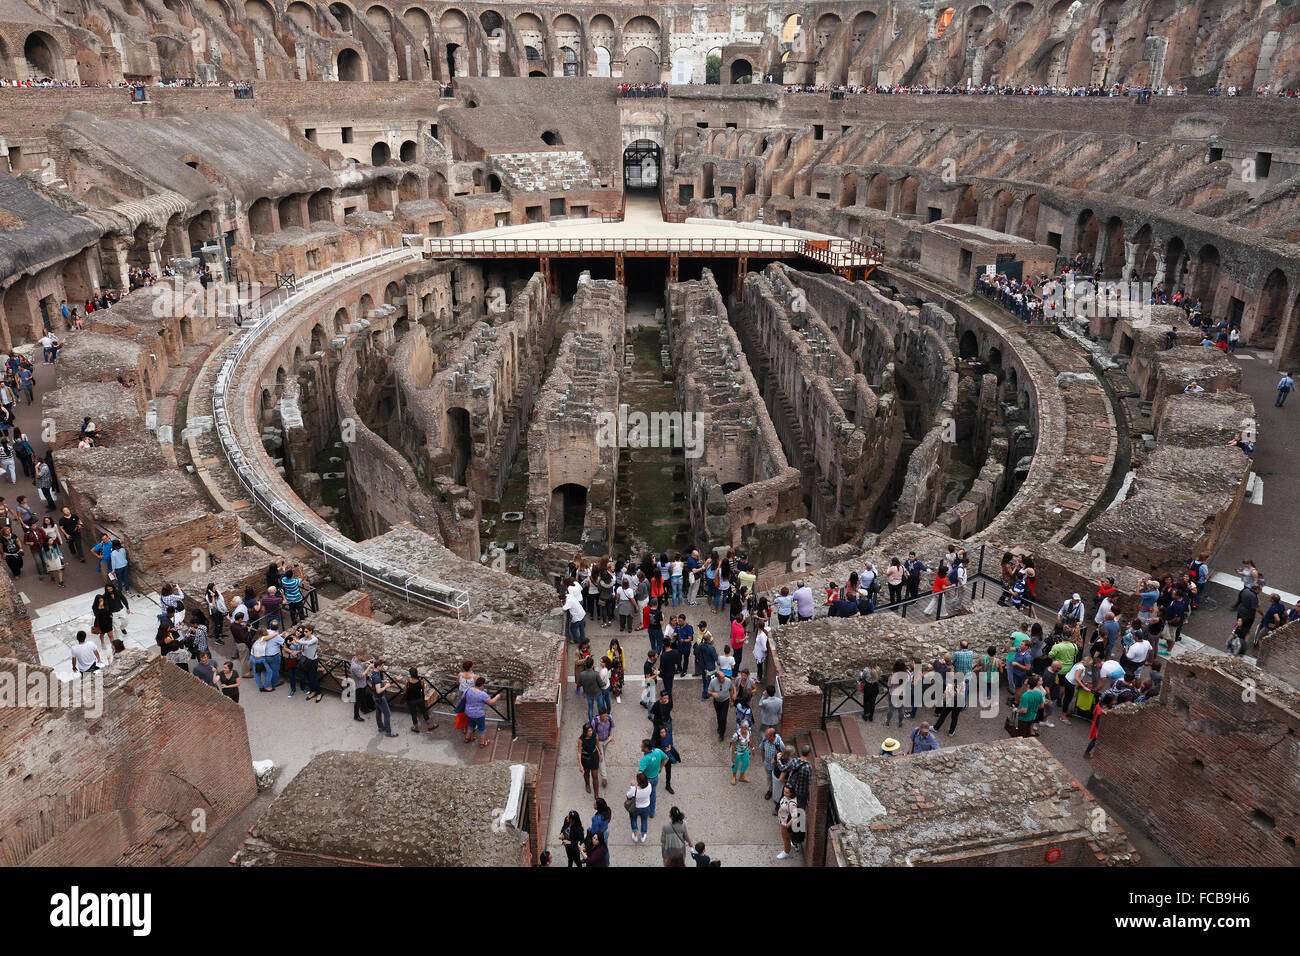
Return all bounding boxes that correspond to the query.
[546,596,802,868]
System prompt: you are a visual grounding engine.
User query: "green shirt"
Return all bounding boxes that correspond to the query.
[1018,688,1045,722]
[1006,632,1030,666]
[1049,641,1078,670]
[639,748,668,780]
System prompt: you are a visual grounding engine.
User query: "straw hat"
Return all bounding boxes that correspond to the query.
[880,738,901,754]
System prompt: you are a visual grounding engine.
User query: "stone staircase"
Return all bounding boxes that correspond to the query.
[471,725,559,862]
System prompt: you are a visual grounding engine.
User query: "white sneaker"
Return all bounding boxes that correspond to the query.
[776,851,789,860]
[616,696,622,704]
[1040,721,1055,728]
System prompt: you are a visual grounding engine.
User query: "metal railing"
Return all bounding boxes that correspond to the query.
[210,247,472,617]
[314,656,517,735]
[425,235,878,269]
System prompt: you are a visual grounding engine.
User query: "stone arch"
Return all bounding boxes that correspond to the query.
[1193,243,1220,313]
[561,45,579,76]
[23,31,62,79]
[702,161,715,199]
[1131,223,1155,278]
[308,188,332,223]
[278,194,303,229]
[359,292,374,315]
[244,0,274,27]
[1254,269,1290,348]
[247,197,274,235]
[958,329,979,359]
[398,172,420,200]
[311,323,327,352]
[623,14,660,37]
[852,11,877,51]
[337,46,364,80]
[898,175,919,216]
[1164,236,1188,289]
[967,4,993,39]
[399,139,418,162]
[385,280,403,305]
[988,188,1014,233]
[1015,195,1039,242]
[955,185,979,224]
[549,482,588,542]
[840,169,857,206]
[729,57,753,84]
[815,13,842,54]
[371,140,391,165]
[1075,208,1099,259]
[328,1,354,33]
[1007,1,1035,35]
[624,45,659,84]
[593,45,611,76]
[865,173,888,210]
[333,307,350,331]
[1101,216,1125,277]
[288,1,315,30]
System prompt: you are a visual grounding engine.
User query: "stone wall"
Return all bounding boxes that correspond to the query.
[520,276,624,576]
[666,269,802,553]
[0,651,257,865]
[1090,653,1300,868]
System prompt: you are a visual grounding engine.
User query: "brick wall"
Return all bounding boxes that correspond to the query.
[1090,655,1300,867]
[0,651,257,865]
[1257,620,1300,698]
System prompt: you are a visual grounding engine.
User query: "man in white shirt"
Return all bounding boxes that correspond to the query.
[70,630,101,672]
[562,586,586,644]
[1124,634,1152,680]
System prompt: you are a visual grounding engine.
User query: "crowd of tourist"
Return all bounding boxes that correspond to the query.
[782,82,1300,98]
[616,82,668,97]
[1,76,254,90]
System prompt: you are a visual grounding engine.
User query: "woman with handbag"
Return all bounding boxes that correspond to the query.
[626,772,652,843]
[588,798,612,865]
[91,592,115,652]
[660,806,691,865]
[606,639,625,703]
[616,579,636,633]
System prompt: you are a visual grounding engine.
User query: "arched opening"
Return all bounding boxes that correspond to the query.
[956,185,979,224]
[359,293,374,315]
[839,171,857,207]
[623,139,661,191]
[485,173,501,193]
[308,189,332,223]
[329,2,353,32]
[247,197,274,235]
[1131,224,1155,279]
[310,324,326,353]
[384,281,402,305]
[1164,236,1188,290]
[865,174,888,211]
[899,176,919,216]
[278,194,303,229]
[593,45,611,77]
[337,47,363,80]
[1075,209,1099,261]
[562,46,579,77]
[1102,216,1125,277]
[852,12,878,51]
[958,329,979,359]
[624,45,659,84]
[446,407,471,485]
[187,209,215,254]
[1193,244,1220,314]
[1017,195,1040,241]
[333,307,349,331]
[399,140,417,162]
[540,130,562,146]
[445,42,461,78]
[371,141,391,165]
[729,58,753,84]
[1255,269,1290,348]
[989,189,1014,233]
[549,483,588,543]
[705,46,723,84]
[701,161,715,199]
[23,32,60,79]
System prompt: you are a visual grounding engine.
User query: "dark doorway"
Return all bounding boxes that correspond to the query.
[446,407,471,485]
[551,483,588,542]
[623,140,662,191]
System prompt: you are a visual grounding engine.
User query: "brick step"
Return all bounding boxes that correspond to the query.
[833,713,873,757]
[824,719,849,755]
[808,728,832,759]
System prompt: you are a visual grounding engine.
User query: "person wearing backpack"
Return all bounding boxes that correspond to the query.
[12,432,33,479]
